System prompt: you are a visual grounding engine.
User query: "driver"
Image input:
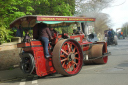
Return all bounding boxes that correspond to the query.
[38,23,53,59]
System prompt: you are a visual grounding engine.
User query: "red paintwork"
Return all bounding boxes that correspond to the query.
[69,34,93,51]
[37,16,95,21]
[19,41,56,76]
[17,42,30,48]
[70,35,83,43]
[18,33,108,76]
[18,34,91,76]
[30,41,42,46]
[33,50,56,76]
[18,34,92,76]
[55,35,62,44]
[11,15,97,76]
[10,15,95,28]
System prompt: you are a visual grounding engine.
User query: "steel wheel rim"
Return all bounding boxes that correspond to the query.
[23,57,31,72]
[21,53,35,74]
[60,41,82,75]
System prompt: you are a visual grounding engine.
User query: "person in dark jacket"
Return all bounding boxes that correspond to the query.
[16,25,23,37]
[111,29,115,38]
[38,23,53,58]
[108,29,112,37]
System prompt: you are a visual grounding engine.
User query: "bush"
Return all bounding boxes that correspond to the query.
[0,25,13,44]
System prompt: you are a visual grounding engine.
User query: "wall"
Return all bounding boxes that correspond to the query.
[0,42,21,70]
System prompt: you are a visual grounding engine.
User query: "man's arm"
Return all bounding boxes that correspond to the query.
[46,28,53,39]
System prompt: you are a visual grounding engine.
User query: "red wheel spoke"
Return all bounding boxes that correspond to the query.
[70,44,72,52]
[71,61,76,71]
[67,43,71,52]
[61,58,68,62]
[72,60,77,66]
[64,45,67,51]
[73,64,76,70]
[62,62,65,68]
[66,62,71,71]
[75,57,79,60]
[60,55,65,58]
[73,48,76,53]
[69,63,71,71]
[75,52,78,55]
[61,49,69,55]
[66,63,69,70]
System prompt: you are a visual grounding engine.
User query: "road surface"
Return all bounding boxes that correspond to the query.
[0,39,128,85]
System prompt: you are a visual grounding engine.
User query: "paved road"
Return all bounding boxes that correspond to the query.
[0,39,128,85]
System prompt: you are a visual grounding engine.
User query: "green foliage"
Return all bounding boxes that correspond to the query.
[32,0,74,16]
[0,0,75,44]
[0,25,13,44]
[55,28,62,34]
[62,26,73,34]
[54,24,76,35]
[121,27,128,37]
[0,0,75,27]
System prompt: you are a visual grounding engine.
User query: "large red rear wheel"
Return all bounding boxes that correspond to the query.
[52,39,83,76]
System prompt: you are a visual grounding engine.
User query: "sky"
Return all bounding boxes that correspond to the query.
[102,0,128,31]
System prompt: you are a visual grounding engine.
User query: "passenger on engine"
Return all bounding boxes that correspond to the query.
[38,23,53,59]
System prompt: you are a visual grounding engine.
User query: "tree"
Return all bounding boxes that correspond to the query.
[75,0,114,14]
[121,22,128,37]
[75,0,114,40]
[32,0,75,16]
[94,13,112,33]
[0,0,75,43]
[0,0,75,28]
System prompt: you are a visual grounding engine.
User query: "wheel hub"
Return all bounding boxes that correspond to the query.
[68,53,75,61]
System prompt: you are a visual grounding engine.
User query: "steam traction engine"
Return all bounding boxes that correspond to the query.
[10,15,111,76]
